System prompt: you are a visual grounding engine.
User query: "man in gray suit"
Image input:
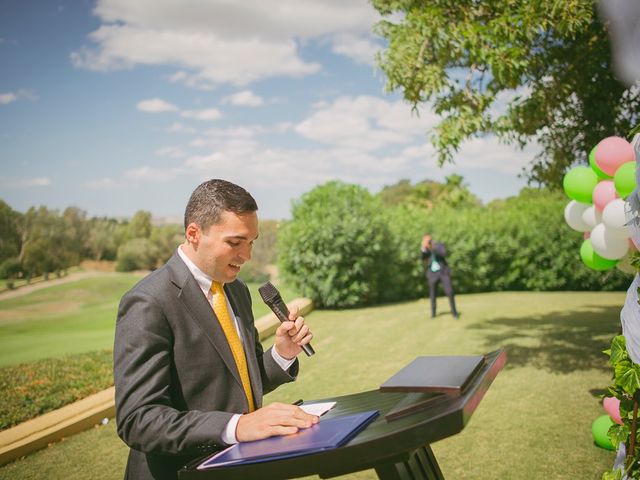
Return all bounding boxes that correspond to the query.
[114,179,318,480]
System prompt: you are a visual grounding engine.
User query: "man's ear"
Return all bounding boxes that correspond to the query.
[185,223,200,245]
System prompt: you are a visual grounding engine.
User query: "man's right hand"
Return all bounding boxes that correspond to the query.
[235,402,319,442]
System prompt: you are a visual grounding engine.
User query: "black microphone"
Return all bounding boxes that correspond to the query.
[258,282,315,357]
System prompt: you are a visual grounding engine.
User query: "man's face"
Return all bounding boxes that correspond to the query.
[190,210,259,283]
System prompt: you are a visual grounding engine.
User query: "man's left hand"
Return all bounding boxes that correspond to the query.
[274,306,313,360]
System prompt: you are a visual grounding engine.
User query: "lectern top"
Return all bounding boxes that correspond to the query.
[379,355,486,396]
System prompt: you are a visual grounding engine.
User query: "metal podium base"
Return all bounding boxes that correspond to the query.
[375,445,444,480]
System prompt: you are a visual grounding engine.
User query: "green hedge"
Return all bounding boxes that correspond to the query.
[279,183,630,308]
[0,350,113,431]
[279,181,394,307]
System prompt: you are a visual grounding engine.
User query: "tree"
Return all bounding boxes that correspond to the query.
[86,217,119,261]
[126,210,153,241]
[378,175,481,209]
[116,238,159,272]
[278,181,394,307]
[150,223,184,264]
[372,0,640,187]
[0,200,21,263]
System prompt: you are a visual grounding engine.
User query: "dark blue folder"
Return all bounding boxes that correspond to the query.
[198,410,379,469]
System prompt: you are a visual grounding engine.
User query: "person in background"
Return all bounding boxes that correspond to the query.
[114,179,318,480]
[421,233,459,319]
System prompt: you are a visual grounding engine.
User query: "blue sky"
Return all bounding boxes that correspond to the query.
[0,0,536,221]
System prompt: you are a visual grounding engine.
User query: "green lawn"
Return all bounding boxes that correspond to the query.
[0,274,141,366]
[0,274,298,367]
[0,289,625,479]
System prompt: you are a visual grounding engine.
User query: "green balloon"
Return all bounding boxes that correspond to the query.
[580,239,618,271]
[591,415,615,451]
[563,166,598,203]
[589,145,612,179]
[614,161,637,198]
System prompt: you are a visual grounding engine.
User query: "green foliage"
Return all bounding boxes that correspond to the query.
[149,223,183,264]
[115,238,159,272]
[378,175,481,209]
[85,217,120,261]
[278,181,393,307]
[372,0,640,187]
[0,350,113,430]
[0,200,21,263]
[124,210,152,241]
[280,181,628,308]
[0,258,22,282]
[603,335,640,478]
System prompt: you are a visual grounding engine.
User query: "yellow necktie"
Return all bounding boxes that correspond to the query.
[210,281,255,412]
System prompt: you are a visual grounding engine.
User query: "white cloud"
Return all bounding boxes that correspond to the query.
[0,93,18,105]
[137,98,178,112]
[295,95,438,151]
[124,165,183,182]
[72,0,380,87]
[156,146,187,158]
[167,122,197,133]
[454,136,538,175]
[180,108,222,121]
[487,86,532,119]
[330,33,381,66]
[0,176,51,187]
[85,177,120,189]
[72,24,321,87]
[221,90,264,107]
[0,89,38,105]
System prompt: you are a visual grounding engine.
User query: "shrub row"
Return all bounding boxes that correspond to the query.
[278,182,630,308]
[0,350,113,431]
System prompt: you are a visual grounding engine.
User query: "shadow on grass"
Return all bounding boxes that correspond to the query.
[468,305,621,374]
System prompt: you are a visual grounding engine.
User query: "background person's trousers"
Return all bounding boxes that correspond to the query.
[426,269,458,317]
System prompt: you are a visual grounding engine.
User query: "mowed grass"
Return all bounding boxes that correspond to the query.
[0,274,142,366]
[0,273,297,367]
[0,289,625,480]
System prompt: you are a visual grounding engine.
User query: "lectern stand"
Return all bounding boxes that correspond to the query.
[179,349,506,480]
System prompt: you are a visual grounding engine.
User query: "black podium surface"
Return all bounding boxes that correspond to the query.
[179,349,506,480]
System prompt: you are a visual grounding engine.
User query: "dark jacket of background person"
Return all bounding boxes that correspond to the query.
[421,238,459,318]
[113,253,298,480]
[421,241,449,274]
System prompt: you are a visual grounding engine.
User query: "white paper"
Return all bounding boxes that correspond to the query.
[300,401,336,417]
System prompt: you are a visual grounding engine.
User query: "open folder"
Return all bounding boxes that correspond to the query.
[197,410,379,469]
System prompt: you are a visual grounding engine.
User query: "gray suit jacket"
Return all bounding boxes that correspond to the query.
[114,253,298,480]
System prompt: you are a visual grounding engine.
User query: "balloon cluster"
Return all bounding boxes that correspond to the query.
[563,136,637,270]
[591,397,625,451]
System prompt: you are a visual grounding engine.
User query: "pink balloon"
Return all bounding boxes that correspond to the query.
[603,396,623,425]
[595,136,635,176]
[592,180,618,211]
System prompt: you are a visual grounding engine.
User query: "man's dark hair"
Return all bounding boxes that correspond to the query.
[184,179,258,231]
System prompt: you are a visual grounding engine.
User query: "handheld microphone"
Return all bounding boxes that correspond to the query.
[258,282,315,357]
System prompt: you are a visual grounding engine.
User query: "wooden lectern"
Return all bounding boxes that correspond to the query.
[179,349,506,480]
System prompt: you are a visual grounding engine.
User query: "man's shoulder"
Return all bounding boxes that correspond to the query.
[124,254,184,297]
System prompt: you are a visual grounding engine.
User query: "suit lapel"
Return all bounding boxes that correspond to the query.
[168,255,245,394]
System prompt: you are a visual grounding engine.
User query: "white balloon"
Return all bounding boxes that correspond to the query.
[603,198,631,238]
[582,205,602,229]
[591,223,630,259]
[564,200,591,232]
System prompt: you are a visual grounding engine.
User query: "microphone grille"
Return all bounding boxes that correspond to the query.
[258,281,279,304]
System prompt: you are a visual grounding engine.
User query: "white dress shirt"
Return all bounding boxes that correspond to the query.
[176,246,294,444]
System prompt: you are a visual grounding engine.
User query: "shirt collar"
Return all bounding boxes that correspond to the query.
[177,245,216,294]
